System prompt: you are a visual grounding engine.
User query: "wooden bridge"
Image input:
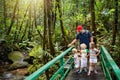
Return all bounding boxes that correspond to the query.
[24,46,120,80]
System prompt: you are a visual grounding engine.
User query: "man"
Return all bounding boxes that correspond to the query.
[68,25,93,49]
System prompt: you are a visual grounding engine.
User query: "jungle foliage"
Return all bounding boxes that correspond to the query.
[0,0,120,79]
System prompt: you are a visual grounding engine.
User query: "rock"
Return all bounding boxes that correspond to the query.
[8,51,29,70]
[9,61,28,70]
[2,72,25,80]
[3,72,13,79]
[10,68,28,75]
[8,51,24,62]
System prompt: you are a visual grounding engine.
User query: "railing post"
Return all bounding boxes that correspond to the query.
[60,57,64,78]
[100,46,120,80]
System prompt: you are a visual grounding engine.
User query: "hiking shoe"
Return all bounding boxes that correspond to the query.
[84,68,87,72]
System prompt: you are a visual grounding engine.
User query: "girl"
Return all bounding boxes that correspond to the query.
[72,48,80,73]
[88,42,100,76]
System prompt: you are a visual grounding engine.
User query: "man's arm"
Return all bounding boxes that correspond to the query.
[68,39,78,47]
[90,36,93,42]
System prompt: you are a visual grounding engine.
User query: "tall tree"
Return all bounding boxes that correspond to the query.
[90,0,97,44]
[33,0,43,39]
[43,0,50,79]
[47,0,55,56]
[3,0,7,28]
[112,0,118,45]
[56,0,68,45]
[28,2,32,41]
[90,0,96,35]
[6,0,19,35]
[16,0,32,42]
[75,0,79,26]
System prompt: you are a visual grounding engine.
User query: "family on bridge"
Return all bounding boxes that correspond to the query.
[68,25,100,76]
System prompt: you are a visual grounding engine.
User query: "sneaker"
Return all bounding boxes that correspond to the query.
[78,69,82,73]
[74,70,79,73]
[84,68,87,72]
[77,70,80,73]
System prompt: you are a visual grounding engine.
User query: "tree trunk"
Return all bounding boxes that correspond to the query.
[20,21,28,42]
[90,0,96,35]
[6,0,19,35]
[47,0,55,56]
[13,6,20,43]
[51,1,57,34]
[28,3,32,41]
[112,0,118,45]
[3,0,7,28]
[43,0,50,79]
[56,0,68,45]
[75,0,79,26]
[90,0,97,44]
[33,0,43,39]
[16,1,31,42]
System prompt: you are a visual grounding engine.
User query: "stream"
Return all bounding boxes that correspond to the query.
[0,63,27,80]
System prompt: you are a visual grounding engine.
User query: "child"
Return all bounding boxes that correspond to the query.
[88,42,100,76]
[72,48,80,73]
[79,43,88,73]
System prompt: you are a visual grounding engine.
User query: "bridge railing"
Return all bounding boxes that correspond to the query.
[24,47,74,80]
[100,46,120,80]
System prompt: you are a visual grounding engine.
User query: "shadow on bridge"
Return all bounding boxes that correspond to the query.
[65,62,105,80]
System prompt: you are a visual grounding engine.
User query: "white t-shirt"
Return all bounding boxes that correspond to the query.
[81,49,88,68]
[81,49,87,59]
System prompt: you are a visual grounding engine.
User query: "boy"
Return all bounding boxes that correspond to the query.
[79,43,88,73]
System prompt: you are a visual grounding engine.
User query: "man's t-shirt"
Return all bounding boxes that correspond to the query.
[76,30,92,49]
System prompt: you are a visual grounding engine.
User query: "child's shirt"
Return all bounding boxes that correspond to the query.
[74,53,79,64]
[81,49,88,59]
[89,48,99,59]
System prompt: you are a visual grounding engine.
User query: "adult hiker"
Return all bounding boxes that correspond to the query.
[68,25,93,49]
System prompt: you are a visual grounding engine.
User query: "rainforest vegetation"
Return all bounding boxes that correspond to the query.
[0,0,120,79]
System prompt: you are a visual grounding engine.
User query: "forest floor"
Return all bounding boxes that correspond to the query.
[0,62,27,80]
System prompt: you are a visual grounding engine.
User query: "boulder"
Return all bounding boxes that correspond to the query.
[8,51,28,70]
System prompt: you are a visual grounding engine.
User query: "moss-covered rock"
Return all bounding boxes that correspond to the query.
[8,51,24,62]
[8,51,28,69]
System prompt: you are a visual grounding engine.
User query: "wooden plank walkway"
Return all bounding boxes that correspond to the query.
[65,62,105,80]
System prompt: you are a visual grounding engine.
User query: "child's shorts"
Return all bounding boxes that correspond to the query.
[89,58,97,63]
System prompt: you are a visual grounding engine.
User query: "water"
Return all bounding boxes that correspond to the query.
[0,72,25,80]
